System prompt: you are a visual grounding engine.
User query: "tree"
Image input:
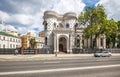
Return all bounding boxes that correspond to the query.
[105,19,118,48]
[78,4,118,48]
[117,21,120,47]
[78,5,107,48]
[30,38,37,49]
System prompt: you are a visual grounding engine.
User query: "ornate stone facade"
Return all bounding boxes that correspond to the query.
[43,11,106,54]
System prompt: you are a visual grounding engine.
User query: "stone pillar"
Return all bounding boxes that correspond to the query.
[34,49,38,54]
[80,36,82,49]
[56,35,59,53]
[96,37,99,49]
[54,34,57,53]
[69,34,72,54]
[21,47,24,55]
[67,35,69,53]
[103,35,106,49]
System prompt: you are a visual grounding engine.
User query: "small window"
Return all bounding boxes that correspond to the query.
[77,35,79,38]
[3,37,5,40]
[66,24,69,28]
[45,37,47,45]
[10,44,12,48]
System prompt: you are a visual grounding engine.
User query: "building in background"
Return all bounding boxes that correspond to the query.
[35,36,44,49]
[5,30,18,36]
[0,20,21,49]
[0,31,21,49]
[37,30,45,49]
[21,35,30,48]
[21,32,35,48]
[21,32,45,49]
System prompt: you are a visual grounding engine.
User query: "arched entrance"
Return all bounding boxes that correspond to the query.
[59,37,67,53]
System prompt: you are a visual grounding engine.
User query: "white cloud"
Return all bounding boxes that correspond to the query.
[96,0,120,21]
[0,0,86,35]
[6,14,34,25]
[0,11,9,21]
[52,0,85,15]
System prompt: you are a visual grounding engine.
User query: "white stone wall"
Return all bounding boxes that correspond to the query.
[44,17,57,46]
[64,19,76,29]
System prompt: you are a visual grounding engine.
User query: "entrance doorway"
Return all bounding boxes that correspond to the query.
[59,37,67,53]
[59,44,63,51]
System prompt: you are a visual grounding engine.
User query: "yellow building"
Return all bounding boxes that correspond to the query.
[21,32,35,48]
[21,35,30,48]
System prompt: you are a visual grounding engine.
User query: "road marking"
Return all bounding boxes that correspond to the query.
[0,64,120,75]
[43,61,61,64]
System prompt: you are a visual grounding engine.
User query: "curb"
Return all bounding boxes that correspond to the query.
[0,54,119,62]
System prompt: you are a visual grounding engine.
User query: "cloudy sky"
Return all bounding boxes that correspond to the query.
[0,0,120,35]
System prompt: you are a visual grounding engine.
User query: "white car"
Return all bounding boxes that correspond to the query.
[94,51,112,57]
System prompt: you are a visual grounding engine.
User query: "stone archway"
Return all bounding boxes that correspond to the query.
[59,37,67,53]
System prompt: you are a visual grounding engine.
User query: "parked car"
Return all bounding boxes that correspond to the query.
[94,51,112,57]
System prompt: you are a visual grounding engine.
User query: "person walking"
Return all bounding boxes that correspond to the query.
[14,49,18,55]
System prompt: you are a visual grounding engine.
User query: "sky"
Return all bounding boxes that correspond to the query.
[0,0,120,36]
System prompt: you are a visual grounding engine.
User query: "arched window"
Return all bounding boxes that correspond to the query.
[75,23,78,31]
[77,35,79,37]
[44,24,47,30]
[76,39,80,47]
[54,22,56,28]
[45,37,47,45]
[66,24,69,28]
[43,21,48,30]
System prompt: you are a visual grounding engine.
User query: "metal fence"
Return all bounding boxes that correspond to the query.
[109,48,120,53]
[23,48,54,54]
[23,48,35,54]
[0,48,20,54]
[72,48,120,54]
[0,48,120,54]
[37,48,54,54]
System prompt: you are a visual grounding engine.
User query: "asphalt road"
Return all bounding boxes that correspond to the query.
[0,56,120,77]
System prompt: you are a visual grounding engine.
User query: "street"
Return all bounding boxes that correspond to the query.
[0,56,120,77]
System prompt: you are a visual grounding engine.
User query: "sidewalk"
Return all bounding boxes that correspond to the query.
[0,54,119,61]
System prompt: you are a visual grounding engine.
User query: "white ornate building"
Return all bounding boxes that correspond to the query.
[43,11,106,54]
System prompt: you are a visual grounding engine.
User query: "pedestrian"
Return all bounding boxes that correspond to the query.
[14,49,18,55]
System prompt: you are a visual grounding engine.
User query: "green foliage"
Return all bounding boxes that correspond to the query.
[117,21,120,28]
[78,4,118,48]
[105,20,118,38]
[30,38,37,49]
[78,5,106,37]
[117,21,120,47]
